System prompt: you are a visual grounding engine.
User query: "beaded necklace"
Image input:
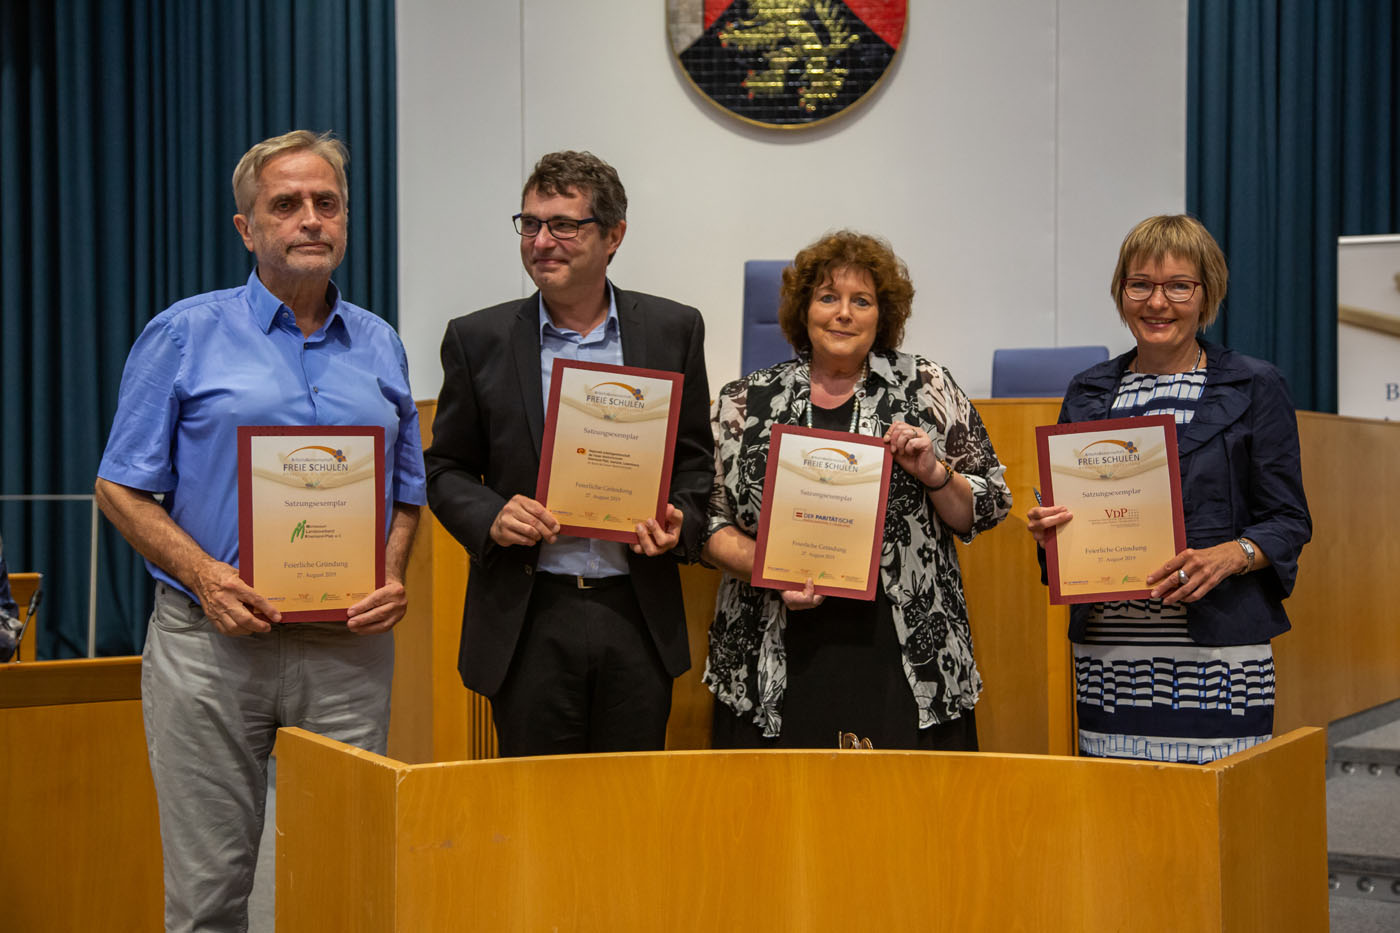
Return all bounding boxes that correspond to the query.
[805,360,867,433]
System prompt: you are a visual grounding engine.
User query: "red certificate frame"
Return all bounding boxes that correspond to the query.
[535,359,684,543]
[752,424,893,601]
[237,425,385,622]
[1035,414,1186,604]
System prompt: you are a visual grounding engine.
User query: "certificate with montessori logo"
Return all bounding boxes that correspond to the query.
[536,359,683,542]
[1035,414,1186,604]
[752,425,893,601]
[237,426,385,622]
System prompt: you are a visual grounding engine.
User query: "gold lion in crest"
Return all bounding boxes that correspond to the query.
[718,0,859,113]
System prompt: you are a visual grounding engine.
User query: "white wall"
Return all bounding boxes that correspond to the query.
[398,0,1187,400]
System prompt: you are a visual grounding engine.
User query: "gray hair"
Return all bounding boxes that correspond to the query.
[232,130,348,216]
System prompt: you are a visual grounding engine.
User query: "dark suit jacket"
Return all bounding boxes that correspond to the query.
[425,288,713,697]
[1053,341,1312,646]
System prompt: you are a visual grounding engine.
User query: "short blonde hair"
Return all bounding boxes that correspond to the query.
[1110,214,1228,329]
[232,130,348,216]
[778,231,915,354]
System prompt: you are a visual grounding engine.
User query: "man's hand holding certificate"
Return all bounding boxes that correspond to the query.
[1034,414,1186,604]
[237,426,386,622]
[536,359,684,544]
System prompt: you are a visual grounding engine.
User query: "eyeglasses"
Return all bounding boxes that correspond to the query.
[1122,278,1202,303]
[513,214,599,239]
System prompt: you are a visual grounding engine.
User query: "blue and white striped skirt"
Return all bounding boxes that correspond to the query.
[1073,599,1274,764]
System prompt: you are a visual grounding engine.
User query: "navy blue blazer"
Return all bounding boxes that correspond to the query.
[1055,341,1312,646]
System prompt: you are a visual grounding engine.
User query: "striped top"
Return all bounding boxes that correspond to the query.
[1109,367,1207,424]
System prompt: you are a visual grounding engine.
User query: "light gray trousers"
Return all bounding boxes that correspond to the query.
[142,582,392,933]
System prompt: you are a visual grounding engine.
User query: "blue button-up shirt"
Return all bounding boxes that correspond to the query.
[98,269,428,600]
[536,287,630,578]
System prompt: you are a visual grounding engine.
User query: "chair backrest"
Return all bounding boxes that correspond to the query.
[8,572,41,663]
[741,260,794,376]
[990,345,1111,398]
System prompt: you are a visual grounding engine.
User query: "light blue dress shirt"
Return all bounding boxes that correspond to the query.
[536,287,631,578]
[98,269,428,601]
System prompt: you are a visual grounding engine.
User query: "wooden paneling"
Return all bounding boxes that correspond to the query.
[277,726,1326,932]
[1275,411,1400,731]
[667,563,720,750]
[389,400,478,764]
[0,659,161,932]
[0,655,142,708]
[958,399,1073,754]
[276,732,400,931]
[1217,729,1330,931]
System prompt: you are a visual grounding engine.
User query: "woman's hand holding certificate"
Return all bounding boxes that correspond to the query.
[1034,414,1186,604]
[752,425,893,601]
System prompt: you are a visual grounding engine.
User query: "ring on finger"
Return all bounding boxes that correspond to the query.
[1177,568,1190,586]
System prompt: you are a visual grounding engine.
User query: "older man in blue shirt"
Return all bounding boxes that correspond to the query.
[95,130,425,933]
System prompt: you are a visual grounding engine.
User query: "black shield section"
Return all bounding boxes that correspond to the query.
[678,1,898,126]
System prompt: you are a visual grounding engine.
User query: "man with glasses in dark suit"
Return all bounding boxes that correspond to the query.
[426,150,712,757]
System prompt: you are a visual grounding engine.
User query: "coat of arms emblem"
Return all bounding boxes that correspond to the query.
[668,0,907,128]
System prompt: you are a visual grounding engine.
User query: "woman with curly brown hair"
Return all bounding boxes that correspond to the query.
[702,231,1011,749]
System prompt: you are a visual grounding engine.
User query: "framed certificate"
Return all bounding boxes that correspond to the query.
[1035,414,1186,604]
[752,424,893,601]
[237,426,385,622]
[536,359,683,542]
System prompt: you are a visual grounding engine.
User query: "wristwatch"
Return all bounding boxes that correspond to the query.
[1235,538,1256,575]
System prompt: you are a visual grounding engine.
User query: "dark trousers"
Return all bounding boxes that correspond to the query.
[491,575,672,757]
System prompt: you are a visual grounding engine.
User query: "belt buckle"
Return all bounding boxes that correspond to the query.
[575,575,595,590]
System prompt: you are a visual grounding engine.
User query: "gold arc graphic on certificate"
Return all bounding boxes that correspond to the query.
[1049,442,1167,481]
[250,449,376,489]
[777,447,885,485]
[560,391,673,423]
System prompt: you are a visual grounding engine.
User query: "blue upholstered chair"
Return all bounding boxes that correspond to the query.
[741,260,794,376]
[990,345,1111,398]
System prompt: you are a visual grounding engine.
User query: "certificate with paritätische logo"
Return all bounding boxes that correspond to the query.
[1035,414,1186,604]
[536,359,684,542]
[237,426,385,622]
[752,424,893,601]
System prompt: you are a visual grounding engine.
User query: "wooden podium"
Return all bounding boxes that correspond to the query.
[276,725,1326,932]
[0,657,162,931]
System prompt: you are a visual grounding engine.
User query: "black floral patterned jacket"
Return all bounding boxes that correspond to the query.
[703,349,1012,737]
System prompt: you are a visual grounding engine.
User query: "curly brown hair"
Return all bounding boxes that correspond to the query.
[778,231,915,355]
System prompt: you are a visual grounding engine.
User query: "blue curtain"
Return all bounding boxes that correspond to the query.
[1187,0,1399,413]
[0,0,398,657]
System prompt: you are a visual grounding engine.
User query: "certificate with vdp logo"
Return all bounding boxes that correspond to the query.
[536,360,684,542]
[752,425,893,601]
[237,426,385,622]
[1035,414,1186,604]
